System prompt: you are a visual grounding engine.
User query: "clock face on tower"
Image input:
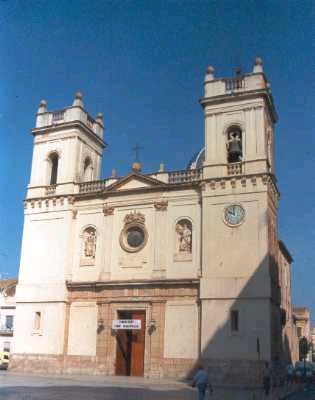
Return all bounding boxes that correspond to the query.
[224,204,245,226]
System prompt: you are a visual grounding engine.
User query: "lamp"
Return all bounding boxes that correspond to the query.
[148,318,156,335]
[97,318,104,333]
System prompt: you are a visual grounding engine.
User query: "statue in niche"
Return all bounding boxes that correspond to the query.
[83,229,96,258]
[227,129,242,163]
[175,220,192,253]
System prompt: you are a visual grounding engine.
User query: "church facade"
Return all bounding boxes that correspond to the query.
[12,59,295,383]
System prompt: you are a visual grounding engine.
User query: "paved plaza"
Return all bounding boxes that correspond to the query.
[0,371,309,400]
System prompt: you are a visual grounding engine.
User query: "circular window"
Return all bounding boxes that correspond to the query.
[126,227,145,248]
[120,223,148,253]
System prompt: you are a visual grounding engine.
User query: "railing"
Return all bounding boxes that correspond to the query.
[45,184,56,195]
[52,110,65,122]
[0,326,13,335]
[86,114,95,130]
[168,168,202,184]
[227,162,242,176]
[79,180,107,193]
[224,77,245,91]
[79,169,203,193]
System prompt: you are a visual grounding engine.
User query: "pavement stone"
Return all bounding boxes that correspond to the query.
[0,372,304,400]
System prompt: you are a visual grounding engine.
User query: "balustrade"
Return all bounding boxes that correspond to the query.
[45,185,56,195]
[168,169,202,184]
[227,162,242,176]
[79,180,107,193]
[52,110,65,122]
[86,114,95,129]
[225,77,245,91]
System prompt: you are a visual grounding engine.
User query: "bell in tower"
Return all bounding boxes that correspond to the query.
[227,127,242,163]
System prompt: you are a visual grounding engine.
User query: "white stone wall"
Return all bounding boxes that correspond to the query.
[164,301,198,359]
[70,189,200,282]
[67,302,97,356]
[28,127,103,197]
[201,299,271,360]
[203,98,273,178]
[200,182,271,360]
[13,302,66,354]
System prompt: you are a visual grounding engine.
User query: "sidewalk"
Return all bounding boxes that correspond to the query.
[0,371,301,400]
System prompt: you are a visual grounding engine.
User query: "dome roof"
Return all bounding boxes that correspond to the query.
[187,147,205,170]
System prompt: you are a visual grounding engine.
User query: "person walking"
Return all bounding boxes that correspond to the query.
[286,363,294,384]
[263,362,271,397]
[192,364,213,400]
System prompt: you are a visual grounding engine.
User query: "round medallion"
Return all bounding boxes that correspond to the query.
[224,204,245,226]
[126,227,145,248]
[120,222,148,253]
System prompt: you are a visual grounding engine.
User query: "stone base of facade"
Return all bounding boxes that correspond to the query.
[10,354,264,385]
[10,354,196,379]
[202,358,266,385]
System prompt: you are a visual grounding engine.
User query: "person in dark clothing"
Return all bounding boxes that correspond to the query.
[192,365,213,400]
[263,362,271,396]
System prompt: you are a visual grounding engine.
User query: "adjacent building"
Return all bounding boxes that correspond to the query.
[12,58,296,383]
[293,307,311,360]
[311,327,315,362]
[277,242,298,364]
[0,279,17,354]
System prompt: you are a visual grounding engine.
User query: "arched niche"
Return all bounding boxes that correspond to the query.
[174,218,193,261]
[80,225,97,266]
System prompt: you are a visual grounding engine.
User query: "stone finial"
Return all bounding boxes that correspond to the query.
[96,112,104,125]
[159,162,165,172]
[253,57,263,73]
[111,168,117,178]
[37,100,47,114]
[205,65,215,82]
[132,161,142,173]
[72,91,84,107]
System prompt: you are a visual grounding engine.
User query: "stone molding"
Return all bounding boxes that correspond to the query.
[72,208,78,219]
[124,211,145,226]
[102,204,114,216]
[204,173,279,204]
[154,200,168,211]
[23,195,75,210]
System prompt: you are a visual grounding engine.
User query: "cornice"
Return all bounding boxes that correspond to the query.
[66,278,200,290]
[202,172,279,192]
[200,89,277,123]
[31,120,106,149]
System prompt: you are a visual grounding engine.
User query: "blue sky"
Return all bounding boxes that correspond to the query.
[0,1,314,317]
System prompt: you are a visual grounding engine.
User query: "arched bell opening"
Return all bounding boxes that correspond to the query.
[83,157,93,182]
[48,152,59,185]
[226,126,243,163]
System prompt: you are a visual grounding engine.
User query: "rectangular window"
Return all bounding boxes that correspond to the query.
[5,315,13,330]
[3,342,10,352]
[297,327,302,337]
[34,312,41,330]
[230,310,239,332]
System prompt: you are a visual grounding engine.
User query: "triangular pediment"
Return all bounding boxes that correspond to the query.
[106,172,166,192]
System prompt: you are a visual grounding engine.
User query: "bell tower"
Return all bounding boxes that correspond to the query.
[28,92,105,198]
[200,58,277,179]
[199,59,281,381]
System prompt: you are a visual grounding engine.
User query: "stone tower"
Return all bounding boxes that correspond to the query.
[14,93,105,358]
[199,58,281,381]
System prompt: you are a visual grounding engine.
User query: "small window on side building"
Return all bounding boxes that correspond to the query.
[5,315,13,330]
[3,342,10,352]
[34,312,41,330]
[230,310,239,332]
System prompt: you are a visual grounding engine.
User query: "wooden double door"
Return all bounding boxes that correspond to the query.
[115,310,146,377]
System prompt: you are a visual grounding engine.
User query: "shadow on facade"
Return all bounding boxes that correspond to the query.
[185,253,291,386]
